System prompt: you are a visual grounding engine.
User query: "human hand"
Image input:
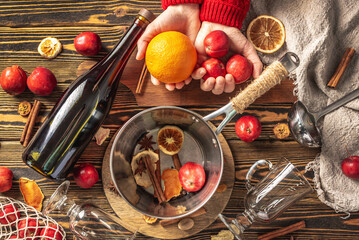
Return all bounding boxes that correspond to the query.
[136,4,201,91]
[191,21,263,95]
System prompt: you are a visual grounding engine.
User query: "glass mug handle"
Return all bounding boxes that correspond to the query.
[245,159,273,191]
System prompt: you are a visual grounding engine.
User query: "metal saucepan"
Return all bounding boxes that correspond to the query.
[110,52,300,219]
[288,86,359,148]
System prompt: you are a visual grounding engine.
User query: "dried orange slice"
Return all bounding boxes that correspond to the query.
[38,37,62,59]
[247,15,285,54]
[157,125,184,155]
[131,150,159,188]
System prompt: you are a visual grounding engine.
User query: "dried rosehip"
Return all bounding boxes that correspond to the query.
[18,101,32,116]
[273,123,290,139]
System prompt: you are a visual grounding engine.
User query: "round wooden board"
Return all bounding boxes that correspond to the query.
[102,126,235,239]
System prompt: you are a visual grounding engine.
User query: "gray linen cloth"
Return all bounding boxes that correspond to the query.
[244,0,359,212]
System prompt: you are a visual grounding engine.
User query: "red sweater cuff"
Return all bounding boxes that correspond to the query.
[200,0,250,29]
[162,0,203,10]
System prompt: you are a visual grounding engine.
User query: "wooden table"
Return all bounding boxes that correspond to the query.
[1,1,359,239]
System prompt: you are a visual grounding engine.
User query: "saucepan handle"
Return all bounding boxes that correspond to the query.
[203,52,300,135]
[245,159,273,191]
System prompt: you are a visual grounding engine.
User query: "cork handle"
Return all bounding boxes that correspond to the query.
[231,52,299,113]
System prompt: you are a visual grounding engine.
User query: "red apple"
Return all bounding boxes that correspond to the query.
[235,115,261,142]
[202,58,226,80]
[203,30,229,58]
[40,224,64,240]
[226,54,253,84]
[0,166,13,192]
[74,32,102,56]
[73,163,99,189]
[0,65,27,95]
[27,67,57,96]
[18,218,41,239]
[0,204,20,226]
[341,155,359,179]
[179,162,206,192]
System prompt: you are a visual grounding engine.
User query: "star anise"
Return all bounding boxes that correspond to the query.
[135,158,147,176]
[108,181,120,196]
[138,134,155,150]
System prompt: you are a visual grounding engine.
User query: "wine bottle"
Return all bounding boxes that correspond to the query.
[23,9,155,180]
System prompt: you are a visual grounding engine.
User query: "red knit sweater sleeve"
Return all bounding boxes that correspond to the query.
[200,0,250,28]
[162,0,203,10]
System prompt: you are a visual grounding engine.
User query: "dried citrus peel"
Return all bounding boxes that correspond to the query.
[94,126,110,145]
[19,177,44,211]
[161,168,182,201]
[143,215,158,224]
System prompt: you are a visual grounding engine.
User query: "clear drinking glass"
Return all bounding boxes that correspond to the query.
[43,181,136,240]
[219,157,313,239]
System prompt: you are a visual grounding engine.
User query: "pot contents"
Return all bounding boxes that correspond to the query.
[131,125,206,203]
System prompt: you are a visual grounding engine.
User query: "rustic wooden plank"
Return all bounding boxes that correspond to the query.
[2,140,359,239]
[1,1,358,239]
[0,0,162,27]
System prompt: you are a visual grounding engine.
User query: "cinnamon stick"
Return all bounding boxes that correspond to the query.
[20,100,37,144]
[154,149,161,199]
[258,220,306,240]
[327,48,355,88]
[143,155,166,203]
[154,150,161,185]
[23,101,41,147]
[172,154,182,171]
[159,207,207,227]
[135,62,147,94]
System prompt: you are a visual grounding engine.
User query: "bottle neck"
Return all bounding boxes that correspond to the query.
[98,15,149,87]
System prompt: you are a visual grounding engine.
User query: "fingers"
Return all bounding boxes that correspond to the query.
[242,41,263,78]
[224,74,235,93]
[151,75,161,86]
[237,38,263,79]
[200,78,215,92]
[136,23,160,60]
[175,81,185,89]
[200,75,236,95]
[211,76,225,95]
[165,83,176,91]
[251,58,263,78]
[228,30,263,79]
[191,67,206,79]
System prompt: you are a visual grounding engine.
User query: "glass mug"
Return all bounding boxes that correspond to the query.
[219,157,313,239]
[43,181,137,240]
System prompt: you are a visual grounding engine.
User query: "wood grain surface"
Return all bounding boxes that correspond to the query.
[1,1,359,240]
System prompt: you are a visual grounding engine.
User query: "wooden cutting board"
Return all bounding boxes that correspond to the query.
[78,50,296,107]
[101,126,235,239]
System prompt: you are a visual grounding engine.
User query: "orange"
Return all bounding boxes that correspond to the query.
[145,31,197,84]
[38,37,62,59]
[157,125,184,155]
[247,15,286,54]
